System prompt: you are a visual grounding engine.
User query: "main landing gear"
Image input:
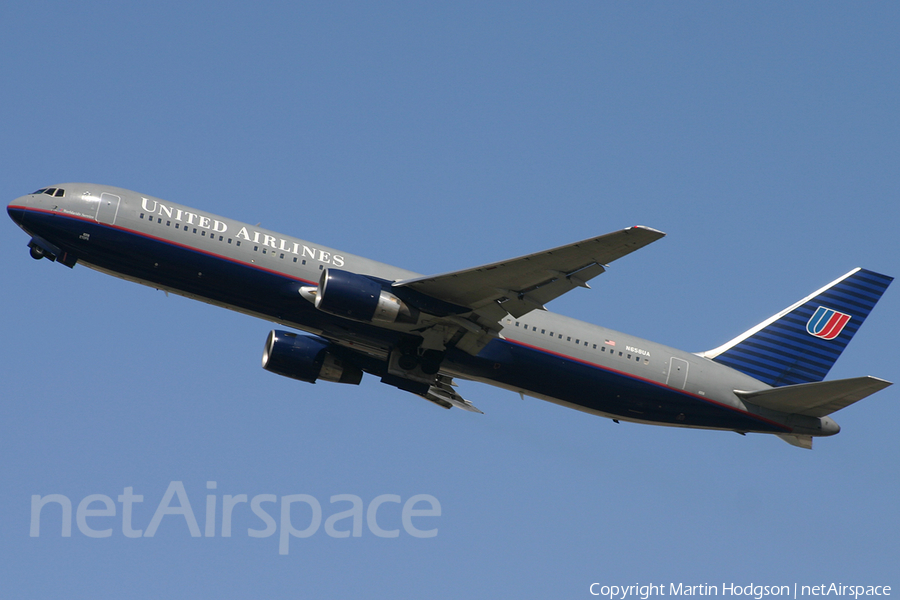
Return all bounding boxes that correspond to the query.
[396,346,445,376]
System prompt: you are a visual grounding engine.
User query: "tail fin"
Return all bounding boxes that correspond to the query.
[701,268,892,387]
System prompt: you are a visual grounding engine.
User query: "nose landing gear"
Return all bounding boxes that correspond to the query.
[26,237,77,267]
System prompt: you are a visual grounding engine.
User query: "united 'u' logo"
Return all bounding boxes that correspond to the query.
[806,307,851,340]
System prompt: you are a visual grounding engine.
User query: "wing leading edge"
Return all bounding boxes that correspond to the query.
[393,225,665,354]
[395,226,665,316]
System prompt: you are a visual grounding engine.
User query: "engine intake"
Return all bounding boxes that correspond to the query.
[303,269,417,324]
[262,330,362,385]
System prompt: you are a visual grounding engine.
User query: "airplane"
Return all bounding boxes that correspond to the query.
[8,183,893,449]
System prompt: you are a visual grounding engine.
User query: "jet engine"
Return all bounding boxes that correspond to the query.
[262,330,362,385]
[300,269,417,324]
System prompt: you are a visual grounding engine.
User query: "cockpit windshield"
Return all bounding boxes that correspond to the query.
[32,187,66,197]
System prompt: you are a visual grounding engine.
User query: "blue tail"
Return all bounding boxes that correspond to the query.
[702,268,892,387]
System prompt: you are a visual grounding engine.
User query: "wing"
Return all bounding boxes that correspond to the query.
[395,225,665,353]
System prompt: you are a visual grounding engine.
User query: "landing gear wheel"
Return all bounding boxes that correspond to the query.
[29,246,45,260]
[398,353,418,371]
[420,360,440,375]
[419,350,444,375]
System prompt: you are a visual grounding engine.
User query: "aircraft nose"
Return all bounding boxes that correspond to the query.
[8,195,31,227]
[820,416,841,436]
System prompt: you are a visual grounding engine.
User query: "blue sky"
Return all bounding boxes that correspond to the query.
[2,2,898,598]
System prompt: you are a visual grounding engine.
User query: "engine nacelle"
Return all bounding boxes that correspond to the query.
[306,269,417,324]
[262,330,362,385]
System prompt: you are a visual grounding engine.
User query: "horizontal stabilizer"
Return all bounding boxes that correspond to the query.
[735,376,892,418]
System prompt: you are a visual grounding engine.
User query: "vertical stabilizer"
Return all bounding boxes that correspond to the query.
[702,268,892,387]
